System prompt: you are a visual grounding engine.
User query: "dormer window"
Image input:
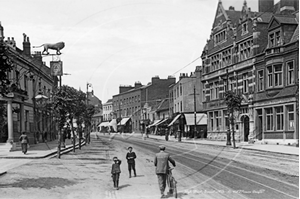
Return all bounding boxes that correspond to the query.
[269,30,281,47]
[242,23,248,35]
[214,30,226,45]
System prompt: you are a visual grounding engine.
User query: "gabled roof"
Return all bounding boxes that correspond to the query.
[290,25,299,43]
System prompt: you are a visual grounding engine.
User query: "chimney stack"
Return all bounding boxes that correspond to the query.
[22,33,31,56]
[0,21,4,41]
[258,0,274,13]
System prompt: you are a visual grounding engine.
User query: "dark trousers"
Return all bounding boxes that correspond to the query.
[112,173,120,188]
[21,143,28,154]
[128,163,136,177]
[157,174,167,194]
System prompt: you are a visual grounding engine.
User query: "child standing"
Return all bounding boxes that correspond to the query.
[126,146,137,178]
[111,157,122,190]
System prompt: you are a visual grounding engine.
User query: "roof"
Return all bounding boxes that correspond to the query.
[156,99,169,112]
[274,16,298,24]
[225,10,241,26]
[290,25,299,43]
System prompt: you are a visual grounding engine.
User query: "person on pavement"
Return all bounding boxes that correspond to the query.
[19,132,29,154]
[126,146,137,178]
[154,145,176,198]
[111,157,122,190]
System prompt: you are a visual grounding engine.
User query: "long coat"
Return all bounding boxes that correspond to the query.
[154,151,176,174]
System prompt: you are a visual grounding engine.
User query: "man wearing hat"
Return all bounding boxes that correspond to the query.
[154,145,176,198]
[126,146,137,178]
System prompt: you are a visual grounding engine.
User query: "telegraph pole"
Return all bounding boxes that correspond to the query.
[193,85,197,138]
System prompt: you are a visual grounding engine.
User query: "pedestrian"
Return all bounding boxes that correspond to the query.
[126,146,137,178]
[111,157,122,190]
[19,132,29,154]
[154,145,176,198]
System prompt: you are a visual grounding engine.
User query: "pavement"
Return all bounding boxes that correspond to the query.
[0,138,86,176]
[0,132,298,177]
[146,134,299,156]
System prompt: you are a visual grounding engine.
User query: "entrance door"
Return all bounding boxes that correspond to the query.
[258,116,263,140]
[244,116,250,142]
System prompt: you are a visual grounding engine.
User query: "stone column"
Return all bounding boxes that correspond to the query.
[7,100,13,143]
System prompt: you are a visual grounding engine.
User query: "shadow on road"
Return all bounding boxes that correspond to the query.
[118,184,131,189]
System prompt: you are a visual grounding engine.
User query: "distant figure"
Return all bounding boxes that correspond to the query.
[111,157,122,190]
[126,146,137,178]
[19,132,29,154]
[154,145,176,198]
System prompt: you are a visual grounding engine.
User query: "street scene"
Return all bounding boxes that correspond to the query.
[0,0,299,198]
[0,133,299,199]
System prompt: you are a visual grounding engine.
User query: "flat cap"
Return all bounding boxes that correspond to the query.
[159,145,165,150]
[128,146,132,150]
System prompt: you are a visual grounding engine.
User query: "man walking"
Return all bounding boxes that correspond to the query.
[154,145,176,198]
[19,132,29,154]
[126,146,137,178]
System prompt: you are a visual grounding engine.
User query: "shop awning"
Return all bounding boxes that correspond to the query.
[148,119,162,128]
[98,122,110,127]
[167,114,181,127]
[156,118,168,126]
[118,118,130,125]
[108,119,117,126]
[184,113,207,125]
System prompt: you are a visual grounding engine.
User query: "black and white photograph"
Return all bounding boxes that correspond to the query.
[0,0,298,198]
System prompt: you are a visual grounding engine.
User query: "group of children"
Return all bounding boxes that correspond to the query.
[111,146,137,190]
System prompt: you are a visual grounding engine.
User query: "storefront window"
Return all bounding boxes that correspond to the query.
[287,105,295,130]
[266,108,273,131]
[275,107,283,130]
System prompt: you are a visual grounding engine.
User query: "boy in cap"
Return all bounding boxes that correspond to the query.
[111,157,122,189]
[126,146,137,178]
[154,145,176,198]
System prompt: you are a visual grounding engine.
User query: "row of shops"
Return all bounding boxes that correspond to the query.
[97,113,208,139]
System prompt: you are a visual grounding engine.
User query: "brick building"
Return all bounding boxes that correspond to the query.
[112,76,175,133]
[201,0,298,144]
[254,11,298,145]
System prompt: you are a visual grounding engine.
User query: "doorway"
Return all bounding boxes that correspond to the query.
[243,116,250,142]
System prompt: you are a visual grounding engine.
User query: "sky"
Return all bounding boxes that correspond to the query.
[0,0,261,103]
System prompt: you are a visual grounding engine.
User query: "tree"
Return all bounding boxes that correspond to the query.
[0,42,14,95]
[224,91,243,148]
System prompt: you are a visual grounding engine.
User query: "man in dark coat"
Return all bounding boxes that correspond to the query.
[154,145,176,198]
[19,132,29,154]
[126,146,137,178]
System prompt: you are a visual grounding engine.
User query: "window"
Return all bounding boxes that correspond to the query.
[274,65,282,86]
[215,82,219,99]
[242,73,248,93]
[24,75,28,91]
[229,77,235,91]
[211,54,221,71]
[209,112,214,131]
[267,66,273,87]
[239,39,253,61]
[180,101,182,112]
[267,64,283,88]
[258,70,264,91]
[215,111,221,130]
[275,107,283,130]
[214,30,226,45]
[269,30,281,47]
[202,84,206,102]
[210,83,214,100]
[287,61,295,85]
[180,83,182,96]
[265,108,273,131]
[287,105,295,130]
[15,70,20,84]
[222,49,232,67]
[224,110,229,128]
